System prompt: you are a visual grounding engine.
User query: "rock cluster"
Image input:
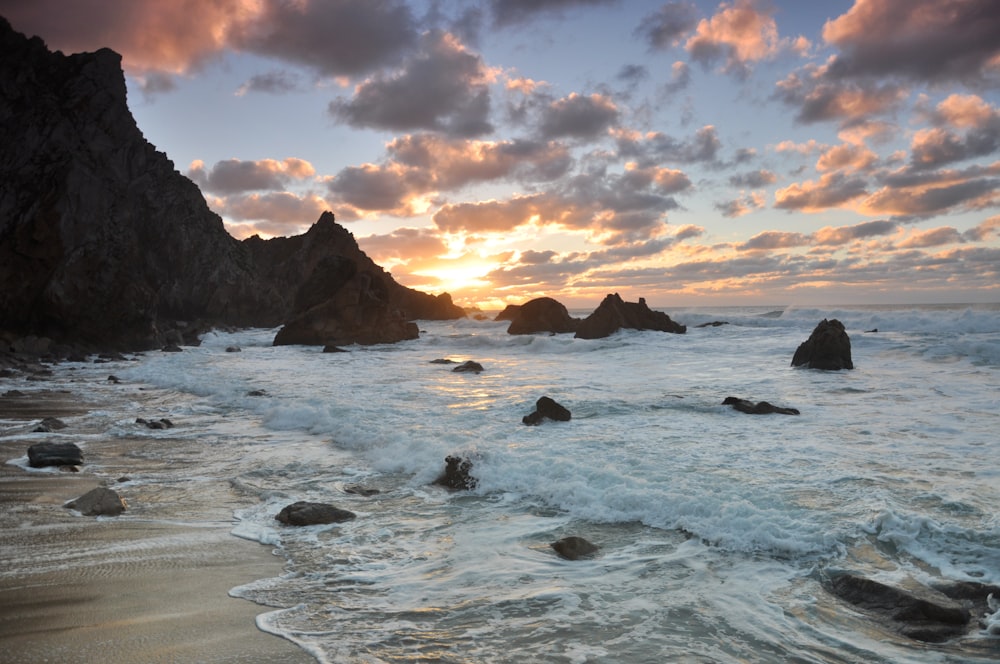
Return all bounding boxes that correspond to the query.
[575,294,686,339]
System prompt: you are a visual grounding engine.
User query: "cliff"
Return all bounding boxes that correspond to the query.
[0,18,462,352]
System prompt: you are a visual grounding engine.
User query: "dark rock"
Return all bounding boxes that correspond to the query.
[494,304,521,321]
[791,319,853,370]
[696,321,729,328]
[322,345,348,353]
[4,389,26,397]
[275,501,356,526]
[523,396,572,425]
[433,455,477,490]
[28,441,83,467]
[136,417,173,429]
[161,344,183,353]
[551,536,599,560]
[723,396,799,415]
[107,375,120,383]
[452,360,484,373]
[247,389,267,397]
[344,485,381,497]
[575,294,686,339]
[506,297,579,335]
[33,416,68,432]
[825,572,970,643]
[65,487,126,516]
[865,328,878,333]
[225,346,241,352]
[0,20,462,352]
[429,358,456,364]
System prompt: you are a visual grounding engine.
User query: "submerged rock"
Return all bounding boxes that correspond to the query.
[791,319,853,370]
[65,487,126,516]
[523,396,572,425]
[551,536,599,560]
[275,501,356,526]
[33,416,68,432]
[27,441,83,468]
[575,294,686,339]
[452,360,485,373]
[722,396,799,415]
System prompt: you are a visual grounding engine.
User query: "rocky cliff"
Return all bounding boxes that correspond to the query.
[0,18,462,352]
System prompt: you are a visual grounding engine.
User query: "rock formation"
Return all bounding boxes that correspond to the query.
[722,396,799,415]
[791,319,853,370]
[575,294,686,339]
[28,441,83,468]
[551,536,599,560]
[275,501,357,526]
[522,396,572,425]
[506,297,579,335]
[0,19,462,352]
[433,455,477,490]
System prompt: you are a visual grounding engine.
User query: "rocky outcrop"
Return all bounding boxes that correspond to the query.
[791,319,853,370]
[722,396,799,415]
[575,294,686,339]
[522,396,572,425]
[433,455,477,490]
[494,305,521,321]
[65,487,126,516]
[0,19,462,352]
[506,297,579,335]
[275,501,357,526]
[28,441,83,468]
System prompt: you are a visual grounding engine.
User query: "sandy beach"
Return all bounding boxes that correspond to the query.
[0,380,313,663]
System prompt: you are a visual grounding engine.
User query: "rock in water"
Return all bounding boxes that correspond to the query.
[275,501,357,526]
[575,294,686,339]
[506,297,579,335]
[65,487,126,516]
[523,396,572,424]
[791,319,854,370]
[28,441,83,468]
[433,455,477,490]
[722,396,799,415]
[452,360,485,373]
[551,536,599,560]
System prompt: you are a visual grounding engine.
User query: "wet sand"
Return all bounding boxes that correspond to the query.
[0,384,313,663]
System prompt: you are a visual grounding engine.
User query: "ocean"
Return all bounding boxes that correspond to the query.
[7,303,1000,663]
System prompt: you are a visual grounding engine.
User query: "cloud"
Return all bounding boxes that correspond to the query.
[963,215,1000,241]
[774,68,908,125]
[220,191,330,227]
[729,169,777,188]
[822,0,1000,85]
[538,92,620,140]
[187,158,316,194]
[434,194,558,234]
[235,70,301,96]
[909,95,1000,169]
[329,31,495,137]
[812,219,897,245]
[897,226,965,248]
[861,176,1000,217]
[816,143,878,172]
[774,172,869,211]
[357,227,450,264]
[716,191,765,218]
[489,0,616,27]
[615,125,722,165]
[738,230,809,251]
[636,1,699,50]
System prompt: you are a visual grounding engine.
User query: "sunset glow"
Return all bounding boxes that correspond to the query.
[6,0,998,309]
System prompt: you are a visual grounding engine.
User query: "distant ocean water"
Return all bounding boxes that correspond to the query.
[7,303,1000,663]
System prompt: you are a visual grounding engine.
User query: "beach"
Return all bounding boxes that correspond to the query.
[0,383,313,664]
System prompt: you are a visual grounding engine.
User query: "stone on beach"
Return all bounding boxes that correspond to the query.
[27,441,83,468]
[64,487,126,516]
[275,501,357,526]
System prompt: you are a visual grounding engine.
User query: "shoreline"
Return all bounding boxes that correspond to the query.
[0,377,313,663]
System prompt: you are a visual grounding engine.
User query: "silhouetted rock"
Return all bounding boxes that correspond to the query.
[452,360,484,373]
[825,572,971,643]
[225,346,241,352]
[575,294,686,339]
[275,501,356,526]
[696,321,729,328]
[551,536,599,560]
[0,19,462,351]
[28,441,83,468]
[429,358,456,364]
[433,455,477,490]
[523,396,572,425]
[494,305,521,321]
[323,345,348,353]
[65,487,126,516]
[723,396,799,415]
[506,297,579,335]
[791,319,853,370]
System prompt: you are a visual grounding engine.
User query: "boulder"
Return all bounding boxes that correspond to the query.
[65,487,126,516]
[825,572,971,643]
[33,416,68,432]
[696,321,728,328]
[575,294,686,339]
[225,346,241,352]
[722,397,799,415]
[791,319,853,370]
[506,297,579,335]
[551,536,599,560]
[452,360,484,373]
[27,441,83,468]
[433,455,477,490]
[523,396,572,425]
[344,485,381,497]
[275,501,356,526]
[494,305,521,321]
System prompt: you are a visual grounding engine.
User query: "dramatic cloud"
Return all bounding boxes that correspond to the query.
[774,69,907,125]
[220,191,330,227]
[188,158,316,194]
[358,227,450,263]
[774,172,869,212]
[812,219,897,245]
[822,0,1000,85]
[897,226,964,248]
[329,32,495,137]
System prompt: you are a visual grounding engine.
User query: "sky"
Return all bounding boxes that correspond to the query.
[4,0,1000,309]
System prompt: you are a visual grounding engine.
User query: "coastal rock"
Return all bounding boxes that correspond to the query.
[323,345,348,353]
[65,487,126,516]
[494,305,521,321]
[0,20,462,352]
[723,396,799,415]
[452,360,484,373]
[429,358,456,364]
[575,294,686,339]
[433,455,477,490]
[344,485,381,497]
[27,441,83,468]
[791,319,853,370]
[551,536,599,560]
[696,321,729,328]
[275,501,356,526]
[523,396,572,425]
[136,417,174,430]
[225,346,241,352]
[33,416,68,432]
[825,572,971,643]
[506,297,579,335]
